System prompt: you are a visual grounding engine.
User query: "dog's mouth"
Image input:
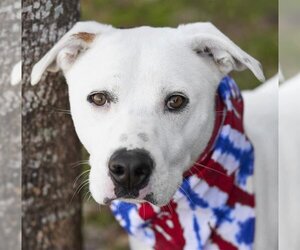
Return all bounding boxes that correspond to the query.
[103,192,156,205]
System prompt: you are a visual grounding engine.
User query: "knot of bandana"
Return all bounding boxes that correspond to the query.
[111,76,255,250]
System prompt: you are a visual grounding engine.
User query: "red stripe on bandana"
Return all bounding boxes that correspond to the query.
[227,185,255,208]
[223,110,244,132]
[211,230,238,250]
[195,160,234,193]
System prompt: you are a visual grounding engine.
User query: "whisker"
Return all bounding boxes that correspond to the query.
[187,169,194,176]
[192,162,227,177]
[177,181,195,208]
[53,108,71,115]
[69,160,89,169]
[77,179,90,193]
[87,193,92,202]
[68,181,89,206]
[73,169,90,188]
[83,190,91,201]
[70,179,89,203]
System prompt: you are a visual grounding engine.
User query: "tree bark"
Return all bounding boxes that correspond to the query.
[22,1,82,249]
[0,1,21,250]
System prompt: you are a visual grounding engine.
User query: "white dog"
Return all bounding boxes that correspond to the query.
[279,73,300,250]
[31,22,278,250]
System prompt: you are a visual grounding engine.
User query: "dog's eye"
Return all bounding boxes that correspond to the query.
[88,92,109,106]
[166,93,188,111]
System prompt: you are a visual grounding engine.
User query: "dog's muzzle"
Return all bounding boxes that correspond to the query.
[108,148,154,198]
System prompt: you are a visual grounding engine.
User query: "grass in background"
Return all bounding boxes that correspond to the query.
[80,1,278,249]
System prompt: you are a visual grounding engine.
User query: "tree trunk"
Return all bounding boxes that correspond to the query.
[0,1,21,250]
[22,1,82,249]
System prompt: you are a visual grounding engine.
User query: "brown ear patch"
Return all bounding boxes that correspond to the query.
[73,32,96,43]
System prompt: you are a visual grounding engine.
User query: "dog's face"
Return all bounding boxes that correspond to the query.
[67,28,221,205]
[31,22,264,206]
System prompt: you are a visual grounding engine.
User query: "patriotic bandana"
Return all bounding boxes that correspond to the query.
[111,76,255,250]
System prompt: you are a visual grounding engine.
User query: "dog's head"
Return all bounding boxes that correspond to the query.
[31,22,264,206]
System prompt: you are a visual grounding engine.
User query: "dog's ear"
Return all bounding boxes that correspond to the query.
[31,21,114,85]
[178,22,265,82]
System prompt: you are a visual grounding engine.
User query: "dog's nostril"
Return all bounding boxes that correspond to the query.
[109,163,128,185]
[134,165,148,177]
[112,165,125,176]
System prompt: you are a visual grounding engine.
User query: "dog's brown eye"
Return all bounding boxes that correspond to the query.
[88,92,108,106]
[166,94,188,111]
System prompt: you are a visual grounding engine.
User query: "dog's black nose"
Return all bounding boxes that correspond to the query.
[108,148,154,195]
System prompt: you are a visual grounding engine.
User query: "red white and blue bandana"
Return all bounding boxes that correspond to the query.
[111,76,255,250]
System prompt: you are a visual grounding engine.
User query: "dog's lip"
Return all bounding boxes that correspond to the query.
[104,193,156,205]
[143,193,156,204]
[103,195,140,205]
[103,197,116,205]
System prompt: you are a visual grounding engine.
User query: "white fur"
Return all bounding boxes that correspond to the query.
[243,75,278,250]
[31,21,113,85]
[278,74,300,250]
[30,21,283,250]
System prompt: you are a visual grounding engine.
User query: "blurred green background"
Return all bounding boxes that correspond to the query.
[79,1,278,249]
[280,0,300,78]
[81,0,278,89]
